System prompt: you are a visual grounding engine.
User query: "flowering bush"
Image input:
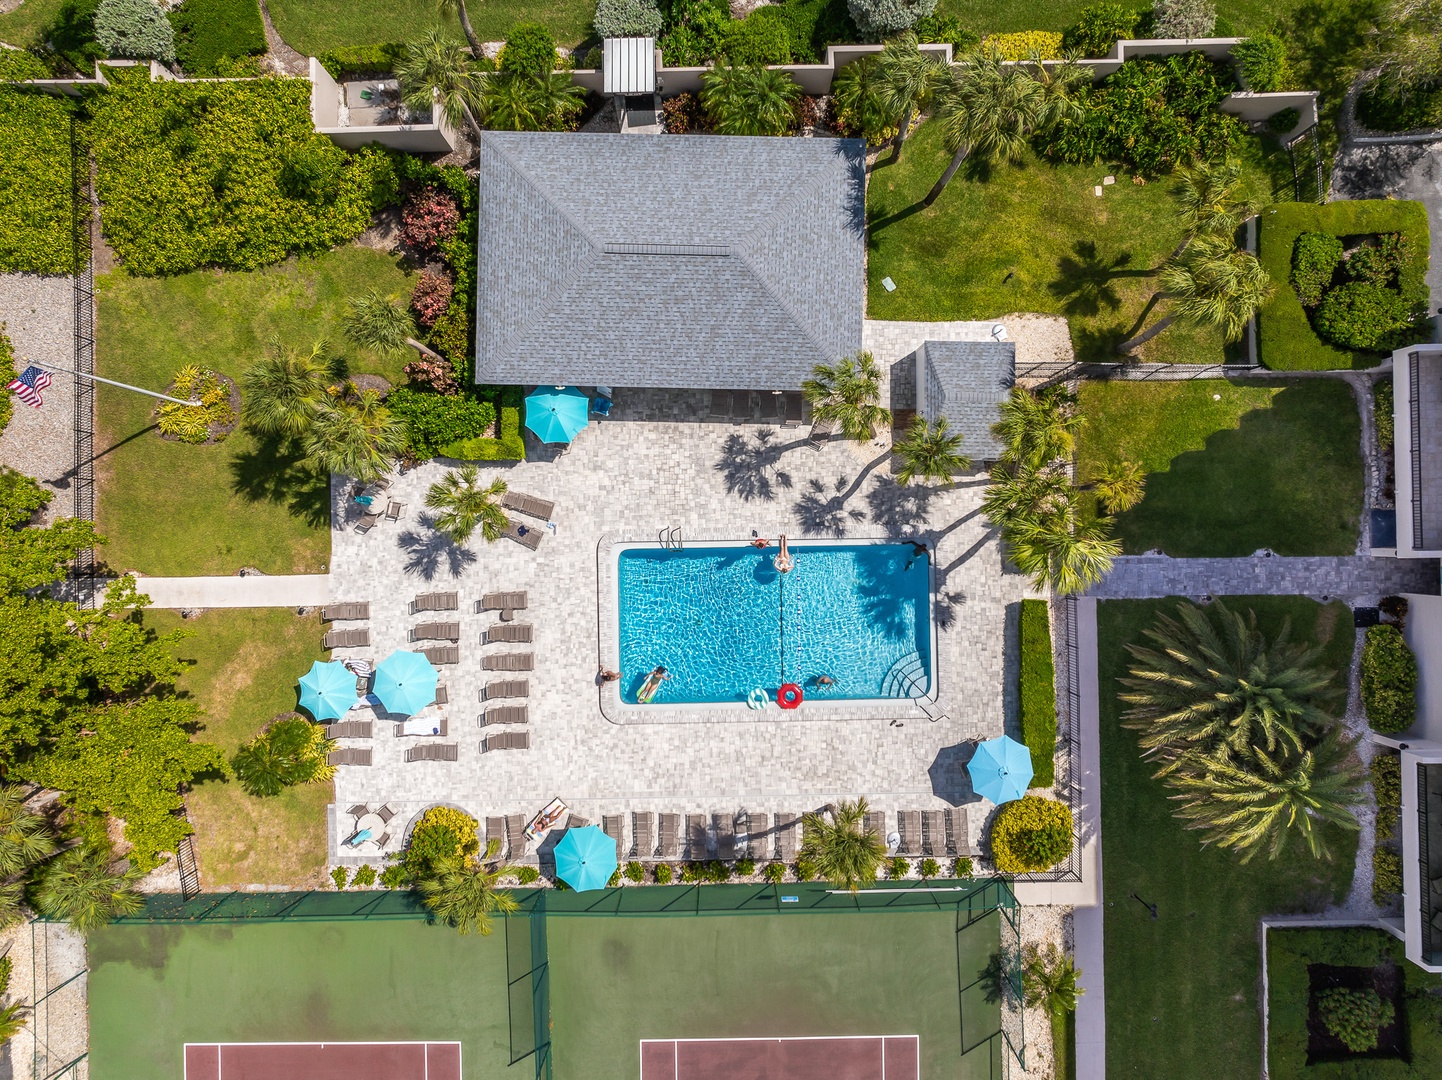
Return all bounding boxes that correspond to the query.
[400,187,461,254]
[989,795,1073,873]
[410,271,453,329]
[663,92,703,134]
[404,355,461,395]
[983,31,1063,60]
[396,805,479,880]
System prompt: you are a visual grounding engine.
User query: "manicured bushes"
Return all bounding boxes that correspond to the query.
[0,89,77,274]
[1361,623,1418,733]
[1233,32,1292,92]
[1151,0,1214,37]
[1062,3,1139,58]
[1313,282,1415,351]
[498,22,558,75]
[388,388,496,460]
[400,187,461,254]
[847,0,934,39]
[168,0,265,76]
[0,331,16,439]
[1371,751,1401,809]
[95,0,176,62]
[594,0,664,39]
[723,11,794,64]
[983,30,1063,60]
[1258,200,1430,370]
[1318,986,1395,1054]
[393,805,479,882]
[0,49,53,80]
[438,386,525,461]
[317,43,407,81]
[1372,847,1402,901]
[90,70,396,274]
[1290,231,1342,306]
[1019,599,1057,788]
[352,864,376,888]
[989,795,1072,873]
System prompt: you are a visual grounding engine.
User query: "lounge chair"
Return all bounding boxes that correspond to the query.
[603,815,625,860]
[709,389,729,418]
[478,591,528,618]
[410,592,459,614]
[325,720,372,739]
[482,731,530,752]
[864,810,886,844]
[714,814,736,861]
[385,500,405,522]
[322,628,370,649]
[501,490,556,521]
[321,602,369,622]
[421,645,460,666]
[505,814,526,857]
[745,811,769,860]
[410,621,460,642]
[633,812,654,858]
[354,511,381,533]
[504,517,544,549]
[375,831,391,849]
[482,652,533,671]
[686,814,710,860]
[896,811,921,855]
[481,679,529,700]
[369,476,392,493]
[783,390,804,427]
[731,389,752,422]
[327,748,372,766]
[346,804,369,817]
[776,812,800,862]
[922,811,945,857]
[945,808,971,857]
[433,684,449,706]
[805,421,832,452]
[480,704,529,726]
[404,742,459,762]
[487,816,507,858]
[484,623,533,644]
[376,804,395,824]
[565,814,591,829]
[658,813,680,859]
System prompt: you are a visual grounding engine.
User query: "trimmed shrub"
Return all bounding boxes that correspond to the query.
[624,860,645,882]
[722,12,793,65]
[1372,847,1402,901]
[388,388,496,460]
[400,187,461,254]
[399,805,479,880]
[983,30,1063,61]
[953,857,974,879]
[989,795,1073,873]
[380,863,408,888]
[1361,623,1418,733]
[94,0,175,61]
[499,22,557,75]
[331,866,349,890]
[0,49,54,80]
[886,855,910,879]
[1233,32,1292,92]
[427,308,471,368]
[1317,986,1395,1053]
[762,861,785,883]
[1063,3,1139,58]
[594,0,663,38]
[794,856,817,881]
[516,865,540,884]
[654,863,674,884]
[0,89,76,274]
[411,272,454,331]
[168,0,265,76]
[0,329,17,440]
[438,386,525,461]
[352,864,376,888]
[1375,376,1394,450]
[1019,600,1057,788]
[1290,231,1343,306]
[1313,282,1416,351]
[318,43,407,80]
[918,857,940,879]
[735,857,756,876]
[1267,107,1300,134]
[847,0,935,39]
[1372,752,1401,807]
[1151,0,1215,37]
[912,12,978,54]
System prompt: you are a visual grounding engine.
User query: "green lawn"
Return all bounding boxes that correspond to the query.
[144,607,331,889]
[266,0,596,56]
[866,123,1284,365]
[1098,597,1359,1080]
[935,0,1306,35]
[95,245,414,576]
[1075,379,1363,556]
[0,0,66,48]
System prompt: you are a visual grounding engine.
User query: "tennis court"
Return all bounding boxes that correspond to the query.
[183,1041,460,1080]
[640,1036,918,1080]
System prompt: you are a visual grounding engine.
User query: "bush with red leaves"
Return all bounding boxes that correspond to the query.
[410,271,454,329]
[400,187,460,253]
[404,355,461,395]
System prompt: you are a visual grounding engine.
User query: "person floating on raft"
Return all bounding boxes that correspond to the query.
[637,665,671,703]
[772,534,793,574]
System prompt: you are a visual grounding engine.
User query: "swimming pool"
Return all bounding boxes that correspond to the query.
[615,541,932,706]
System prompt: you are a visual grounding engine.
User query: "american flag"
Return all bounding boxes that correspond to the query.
[7,365,51,408]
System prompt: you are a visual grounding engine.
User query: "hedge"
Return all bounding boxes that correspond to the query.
[0,326,16,438]
[1257,200,1430,371]
[988,795,1072,873]
[318,43,407,81]
[0,89,77,274]
[1019,599,1057,788]
[168,0,265,77]
[89,68,396,274]
[438,386,525,460]
[1361,623,1418,734]
[389,388,496,460]
[1267,927,1442,1080]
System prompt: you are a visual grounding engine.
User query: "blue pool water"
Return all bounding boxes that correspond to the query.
[617,542,932,705]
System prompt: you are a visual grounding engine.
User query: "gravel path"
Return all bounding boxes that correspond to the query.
[0,274,77,522]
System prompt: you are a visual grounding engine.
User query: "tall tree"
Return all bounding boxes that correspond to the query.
[700,64,801,136]
[1004,506,1120,595]
[799,798,886,892]
[397,30,486,141]
[435,0,484,58]
[30,844,144,932]
[992,385,1084,472]
[241,342,332,438]
[425,466,509,544]
[894,416,971,485]
[417,839,520,935]
[874,33,948,162]
[802,352,891,440]
[344,291,444,362]
[1117,233,1272,355]
[304,389,407,484]
[1089,461,1146,514]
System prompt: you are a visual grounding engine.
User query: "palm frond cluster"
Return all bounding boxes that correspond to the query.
[231,716,337,798]
[1120,601,1364,862]
[416,837,520,936]
[983,386,1123,595]
[425,465,509,545]
[799,798,887,892]
[802,352,891,441]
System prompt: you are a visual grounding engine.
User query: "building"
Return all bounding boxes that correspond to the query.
[914,340,1015,465]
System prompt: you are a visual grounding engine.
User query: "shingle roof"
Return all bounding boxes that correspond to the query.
[915,341,1015,461]
[475,132,867,389]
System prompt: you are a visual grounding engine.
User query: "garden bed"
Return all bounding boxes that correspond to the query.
[1305,961,1407,1063]
[1018,599,1057,788]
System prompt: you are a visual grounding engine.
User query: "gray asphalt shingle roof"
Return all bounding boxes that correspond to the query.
[915,341,1015,461]
[475,132,866,389]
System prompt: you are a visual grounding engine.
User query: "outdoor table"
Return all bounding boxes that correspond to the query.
[353,814,384,843]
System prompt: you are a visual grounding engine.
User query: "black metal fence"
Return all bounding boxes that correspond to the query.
[68,115,97,608]
[1286,125,1326,204]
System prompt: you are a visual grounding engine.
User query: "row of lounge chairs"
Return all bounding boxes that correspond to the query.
[404,622,532,645]
[709,389,806,426]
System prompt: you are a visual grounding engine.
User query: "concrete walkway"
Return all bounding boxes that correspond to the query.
[1085,554,1438,601]
[125,574,330,608]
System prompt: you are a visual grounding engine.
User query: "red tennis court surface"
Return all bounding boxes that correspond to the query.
[183,1041,460,1080]
[640,1036,919,1080]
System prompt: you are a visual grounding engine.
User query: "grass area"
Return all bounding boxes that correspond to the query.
[935,0,1303,35]
[88,918,526,1080]
[547,908,1004,1080]
[1075,379,1363,556]
[266,0,596,56]
[866,123,1286,365]
[1019,599,1056,788]
[0,0,66,48]
[1098,596,1358,1080]
[95,245,414,576]
[145,607,331,888]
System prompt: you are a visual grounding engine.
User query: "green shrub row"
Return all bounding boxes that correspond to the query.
[317,43,407,81]
[438,386,525,461]
[659,0,855,67]
[1018,599,1057,788]
[1257,200,1430,370]
[0,48,56,80]
[0,327,16,438]
[1361,623,1418,734]
[1372,846,1402,902]
[168,0,265,77]
[389,388,496,460]
[0,88,77,274]
[1358,78,1442,134]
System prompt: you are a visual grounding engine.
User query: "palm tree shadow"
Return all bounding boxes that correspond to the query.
[397,513,478,580]
[1048,240,1149,318]
[229,434,330,528]
[794,477,866,538]
[715,428,796,502]
[867,475,935,534]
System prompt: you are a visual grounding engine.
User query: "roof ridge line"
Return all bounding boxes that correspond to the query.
[478,133,602,250]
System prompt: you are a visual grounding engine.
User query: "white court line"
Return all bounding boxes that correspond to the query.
[639,1035,920,1080]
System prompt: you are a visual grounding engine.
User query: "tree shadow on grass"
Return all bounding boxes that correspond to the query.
[397,513,478,580]
[229,435,330,528]
[1048,240,1155,318]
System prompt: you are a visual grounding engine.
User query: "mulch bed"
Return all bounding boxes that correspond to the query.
[155,371,240,445]
[1306,962,1409,1064]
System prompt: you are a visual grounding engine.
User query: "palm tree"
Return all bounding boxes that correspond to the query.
[0,1000,27,1045]
[435,0,483,58]
[799,798,886,892]
[874,33,948,162]
[397,30,486,141]
[1119,601,1340,774]
[0,785,56,878]
[417,839,520,935]
[231,717,336,798]
[1089,461,1146,514]
[802,352,891,440]
[304,389,407,484]
[829,54,893,143]
[1167,725,1365,862]
[0,882,25,931]
[1004,508,1120,595]
[991,385,1083,472]
[1023,942,1085,1017]
[700,64,800,137]
[1117,234,1273,355]
[425,465,508,544]
[1173,157,1263,248]
[480,72,585,131]
[982,465,1073,529]
[241,342,332,438]
[525,70,585,129]
[345,290,445,362]
[31,845,143,932]
[894,416,971,485]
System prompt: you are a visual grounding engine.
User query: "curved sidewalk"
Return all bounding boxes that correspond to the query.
[123,574,330,608]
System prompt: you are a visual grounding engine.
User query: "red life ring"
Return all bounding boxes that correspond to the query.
[777,683,803,709]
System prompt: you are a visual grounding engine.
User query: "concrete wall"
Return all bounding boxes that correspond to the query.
[1219,90,1318,141]
[309,56,340,128]
[1401,594,1442,743]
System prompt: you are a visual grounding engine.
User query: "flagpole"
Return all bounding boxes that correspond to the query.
[23,358,202,407]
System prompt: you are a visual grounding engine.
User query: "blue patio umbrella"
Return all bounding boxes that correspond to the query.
[553,825,618,892]
[297,660,356,722]
[525,386,590,445]
[967,735,1034,804]
[372,650,439,718]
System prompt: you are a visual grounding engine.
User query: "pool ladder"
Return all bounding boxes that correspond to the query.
[659,526,684,550]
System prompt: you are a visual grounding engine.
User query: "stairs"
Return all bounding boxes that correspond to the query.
[880,651,929,698]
